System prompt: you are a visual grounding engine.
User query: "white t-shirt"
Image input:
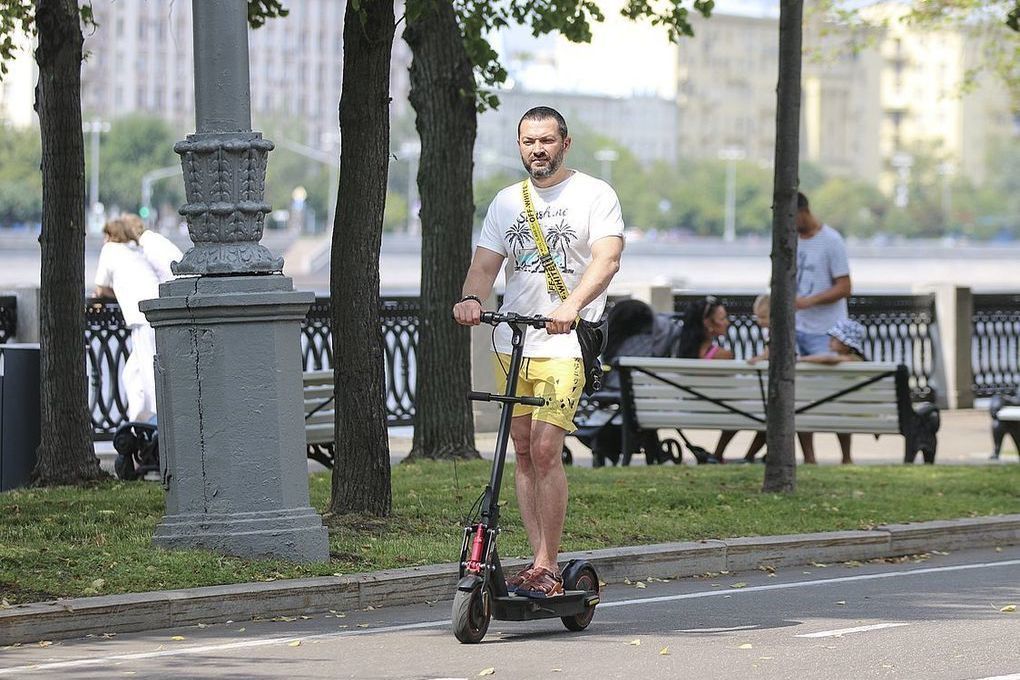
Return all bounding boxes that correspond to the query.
[796,224,850,334]
[138,230,184,283]
[95,242,161,327]
[477,171,625,358]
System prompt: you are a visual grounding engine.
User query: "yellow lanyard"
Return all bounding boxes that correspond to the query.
[521,180,571,301]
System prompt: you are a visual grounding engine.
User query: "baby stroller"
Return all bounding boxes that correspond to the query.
[570,300,686,467]
[112,419,160,481]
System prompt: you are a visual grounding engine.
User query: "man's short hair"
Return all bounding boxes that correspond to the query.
[797,192,810,212]
[518,106,568,140]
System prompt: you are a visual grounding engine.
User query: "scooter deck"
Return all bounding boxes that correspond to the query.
[491,590,600,621]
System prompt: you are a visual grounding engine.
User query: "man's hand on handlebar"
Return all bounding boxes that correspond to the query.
[453,297,483,326]
[547,301,579,335]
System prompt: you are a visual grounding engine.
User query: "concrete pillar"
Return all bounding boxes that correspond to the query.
[139,0,327,562]
[918,284,974,410]
[627,284,675,314]
[1,287,39,343]
[470,291,501,433]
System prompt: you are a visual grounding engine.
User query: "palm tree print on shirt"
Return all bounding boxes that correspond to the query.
[507,214,577,275]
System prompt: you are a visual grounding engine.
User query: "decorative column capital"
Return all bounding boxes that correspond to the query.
[172,131,283,276]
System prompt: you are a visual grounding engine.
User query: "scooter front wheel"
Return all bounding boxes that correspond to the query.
[452,581,490,643]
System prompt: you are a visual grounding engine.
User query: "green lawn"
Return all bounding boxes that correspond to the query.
[2,462,1019,604]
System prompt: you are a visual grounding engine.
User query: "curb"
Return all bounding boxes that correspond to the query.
[3,514,1020,646]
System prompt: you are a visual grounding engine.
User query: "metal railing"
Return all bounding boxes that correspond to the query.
[0,296,16,344]
[972,293,1020,398]
[85,296,420,438]
[673,293,938,402]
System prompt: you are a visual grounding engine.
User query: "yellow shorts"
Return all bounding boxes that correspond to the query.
[492,354,584,432]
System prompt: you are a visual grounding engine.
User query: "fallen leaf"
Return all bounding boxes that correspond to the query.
[995,546,1003,552]
[271,616,297,623]
[598,580,607,587]
[237,628,246,632]
[738,643,753,650]
[288,641,301,647]
[0,599,10,609]
[38,640,53,647]
[635,582,647,589]
[628,639,641,646]
[730,583,747,589]
[624,578,632,585]
[91,578,106,590]
[810,562,828,568]
[98,510,115,515]
[197,623,207,629]
[835,601,847,606]
[659,646,670,655]
[479,668,496,676]
[759,656,774,660]
[300,615,311,620]
[1000,604,1016,613]
[170,636,185,641]
[357,624,369,628]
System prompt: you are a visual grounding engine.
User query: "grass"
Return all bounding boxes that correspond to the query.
[2,462,1019,604]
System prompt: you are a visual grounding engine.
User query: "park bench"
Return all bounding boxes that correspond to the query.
[615,358,940,465]
[303,370,336,468]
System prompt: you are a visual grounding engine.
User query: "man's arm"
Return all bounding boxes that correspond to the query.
[94,285,115,298]
[452,247,505,326]
[547,235,623,334]
[796,275,851,310]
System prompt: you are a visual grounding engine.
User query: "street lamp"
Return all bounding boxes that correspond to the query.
[718,146,746,243]
[399,140,421,236]
[275,134,341,233]
[82,118,110,233]
[594,148,619,183]
[891,151,914,208]
[140,165,182,230]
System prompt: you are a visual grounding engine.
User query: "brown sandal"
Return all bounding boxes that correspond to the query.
[516,567,564,598]
[506,564,534,593]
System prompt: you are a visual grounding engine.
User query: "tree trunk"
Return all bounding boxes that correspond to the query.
[31,0,104,486]
[327,0,395,516]
[763,0,803,494]
[403,0,480,461]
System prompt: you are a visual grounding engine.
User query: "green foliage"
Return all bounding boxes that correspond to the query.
[0,123,42,225]
[247,0,290,28]
[95,115,183,215]
[0,1,98,79]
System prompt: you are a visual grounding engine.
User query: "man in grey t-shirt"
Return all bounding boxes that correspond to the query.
[795,191,852,463]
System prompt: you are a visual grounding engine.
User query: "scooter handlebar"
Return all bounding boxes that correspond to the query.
[479,311,553,329]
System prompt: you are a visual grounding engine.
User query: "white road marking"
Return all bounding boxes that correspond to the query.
[968,675,1020,680]
[676,624,761,633]
[795,623,910,638]
[3,557,1019,676]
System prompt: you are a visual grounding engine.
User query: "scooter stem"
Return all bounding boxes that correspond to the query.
[480,320,529,530]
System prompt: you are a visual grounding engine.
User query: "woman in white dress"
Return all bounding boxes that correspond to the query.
[94,216,161,422]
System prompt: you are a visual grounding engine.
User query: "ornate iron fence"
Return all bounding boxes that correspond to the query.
[972,293,1020,398]
[86,296,420,438]
[0,296,16,344]
[673,293,937,402]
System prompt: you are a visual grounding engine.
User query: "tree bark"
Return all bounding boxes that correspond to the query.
[31,0,104,486]
[403,0,480,461]
[327,0,395,516]
[763,0,803,494]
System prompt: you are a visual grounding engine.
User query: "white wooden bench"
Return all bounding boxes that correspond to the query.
[615,358,940,464]
[303,370,336,468]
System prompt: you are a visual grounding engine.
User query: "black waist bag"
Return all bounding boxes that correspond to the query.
[576,316,608,396]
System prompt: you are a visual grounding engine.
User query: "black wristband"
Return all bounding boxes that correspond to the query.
[459,295,482,305]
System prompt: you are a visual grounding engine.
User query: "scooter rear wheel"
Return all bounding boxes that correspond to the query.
[561,566,599,631]
[452,582,490,643]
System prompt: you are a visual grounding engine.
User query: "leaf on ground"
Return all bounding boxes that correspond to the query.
[730,583,747,589]
[357,624,369,628]
[170,636,185,641]
[271,616,297,622]
[835,601,847,606]
[738,643,753,649]
[635,582,647,589]
[38,640,53,647]
[628,639,641,646]
[624,578,632,585]
[288,640,301,647]
[598,580,607,587]
[478,667,496,676]
[91,578,106,590]
[810,562,828,568]
[196,623,206,628]
[0,599,10,609]
[659,646,670,655]
[237,628,246,632]
[1000,604,1016,613]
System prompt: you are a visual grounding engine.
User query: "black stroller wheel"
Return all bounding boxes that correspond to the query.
[561,446,573,466]
[114,453,138,481]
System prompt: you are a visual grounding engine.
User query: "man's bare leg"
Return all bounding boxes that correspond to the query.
[514,418,568,573]
[511,415,542,560]
[798,432,817,464]
[837,433,853,464]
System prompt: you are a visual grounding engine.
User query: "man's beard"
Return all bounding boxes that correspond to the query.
[522,148,565,179]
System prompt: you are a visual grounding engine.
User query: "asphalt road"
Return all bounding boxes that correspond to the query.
[2,546,1019,680]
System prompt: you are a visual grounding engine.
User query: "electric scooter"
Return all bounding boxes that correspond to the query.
[452,311,600,644]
